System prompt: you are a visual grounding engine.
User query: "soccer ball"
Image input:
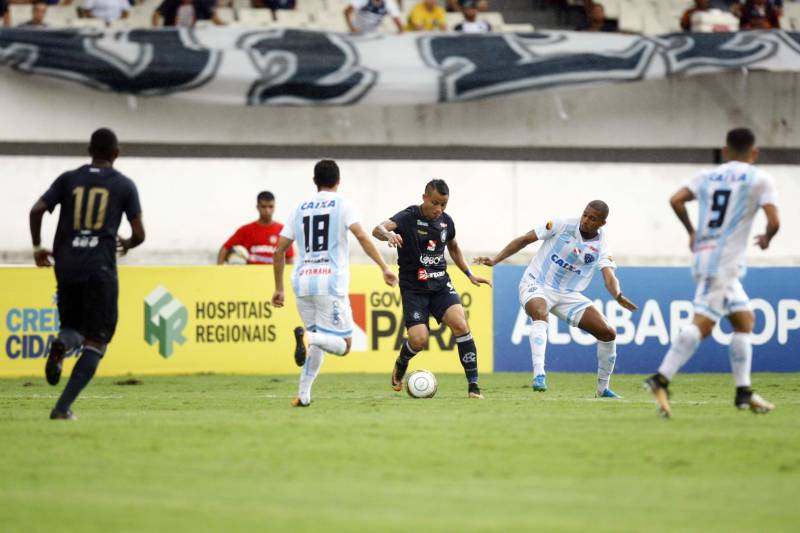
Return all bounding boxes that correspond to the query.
[226,245,250,265]
[406,370,438,399]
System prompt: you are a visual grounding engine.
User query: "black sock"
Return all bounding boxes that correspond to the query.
[54,347,103,413]
[736,386,753,398]
[456,333,478,385]
[396,340,418,366]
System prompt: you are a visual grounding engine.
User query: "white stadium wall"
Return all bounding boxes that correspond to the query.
[1,156,797,266]
[0,68,798,148]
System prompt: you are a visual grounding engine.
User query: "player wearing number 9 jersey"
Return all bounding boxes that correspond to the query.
[29,128,145,420]
[271,160,398,407]
[646,128,781,418]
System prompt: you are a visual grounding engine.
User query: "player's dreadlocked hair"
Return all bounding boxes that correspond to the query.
[425,179,449,196]
[314,159,340,190]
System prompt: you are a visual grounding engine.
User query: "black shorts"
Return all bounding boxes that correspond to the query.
[401,285,462,328]
[57,277,118,344]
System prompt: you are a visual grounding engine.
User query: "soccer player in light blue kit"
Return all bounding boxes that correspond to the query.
[645,128,780,418]
[271,160,398,407]
[475,200,638,397]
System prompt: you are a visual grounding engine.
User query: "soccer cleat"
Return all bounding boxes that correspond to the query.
[736,391,775,414]
[532,374,547,392]
[45,339,66,386]
[293,326,307,367]
[596,388,622,399]
[391,360,408,392]
[468,383,484,399]
[644,374,672,418]
[49,408,77,420]
[291,398,310,408]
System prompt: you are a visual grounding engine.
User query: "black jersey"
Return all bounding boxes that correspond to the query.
[41,165,141,283]
[389,205,456,292]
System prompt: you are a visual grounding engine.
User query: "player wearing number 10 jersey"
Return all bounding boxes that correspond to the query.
[29,128,145,420]
[646,128,781,418]
[271,160,398,407]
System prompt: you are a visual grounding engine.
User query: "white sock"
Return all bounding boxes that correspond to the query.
[729,332,753,388]
[298,345,324,404]
[596,340,616,393]
[528,320,548,376]
[308,332,347,356]
[658,324,702,381]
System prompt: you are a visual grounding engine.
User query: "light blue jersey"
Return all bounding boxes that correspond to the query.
[523,218,615,293]
[686,161,778,279]
[281,191,360,297]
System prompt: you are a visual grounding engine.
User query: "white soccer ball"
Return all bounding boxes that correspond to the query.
[226,245,250,265]
[406,369,438,399]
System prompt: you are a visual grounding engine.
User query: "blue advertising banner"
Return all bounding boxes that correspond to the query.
[493,265,800,373]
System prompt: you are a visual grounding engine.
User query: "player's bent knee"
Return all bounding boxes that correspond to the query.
[408,335,427,353]
[450,321,469,337]
[599,328,616,343]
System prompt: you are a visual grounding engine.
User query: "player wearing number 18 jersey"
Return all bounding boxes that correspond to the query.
[646,128,781,418]
[29,128,145,420]
[271,160,397,407]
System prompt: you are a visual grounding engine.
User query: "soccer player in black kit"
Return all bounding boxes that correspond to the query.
[373,179,491,398]
[29,128,145,420]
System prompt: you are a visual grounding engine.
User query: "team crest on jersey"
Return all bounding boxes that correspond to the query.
[584,254,595,264]
[440,229,447,243]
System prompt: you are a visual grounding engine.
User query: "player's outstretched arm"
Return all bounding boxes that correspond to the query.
[447,239,491,287]
[372,219,403,248]
[352,223,398,287]
[474,229,538,267]
[29,198,53,267]
[670,187,696,251]
[602,267,637,311]
[754,204,780,250]
[117,216,145,256]
[271,236,293,307]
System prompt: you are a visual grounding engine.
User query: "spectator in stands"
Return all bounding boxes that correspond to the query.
[152,0,225,27]
[406,0,446,31]
[80,0,130,23]
[1,0,10,28]
[739,0,782,28]
[733,0,783,17]
[345,0,403,34]
[446,0,487,13]
[250,0,295,16]
[19,2,48,27]
[681,0,712,31]
[454,0,490,32]
[576,2,617,32]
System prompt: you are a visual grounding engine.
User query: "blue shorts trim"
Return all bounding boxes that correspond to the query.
[315,325,353,337]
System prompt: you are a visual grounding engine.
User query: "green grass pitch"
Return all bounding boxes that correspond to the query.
[1,372,799,532]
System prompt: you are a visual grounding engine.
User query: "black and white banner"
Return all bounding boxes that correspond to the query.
[1,28,799,106]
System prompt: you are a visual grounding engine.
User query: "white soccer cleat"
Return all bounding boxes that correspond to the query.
[737,392,775,414]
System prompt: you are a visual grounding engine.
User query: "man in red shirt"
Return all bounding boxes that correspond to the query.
[217,191,294,265]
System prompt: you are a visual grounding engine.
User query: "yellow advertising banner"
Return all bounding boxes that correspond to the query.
[0,265,493,377]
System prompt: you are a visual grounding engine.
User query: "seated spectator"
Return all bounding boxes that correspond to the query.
[739,0,781,28]
[250,0,295,16]
[576,2,617,32]
[152,0,225,27]
[732,0,782,17]
[445,0,487,13]
[80,0,130,23]
[345,0,403,34]
[681,0,711,31]
[217,191,294,266]
[454,0,490,32]
[19,2,47,27]
[406,0,446,31]
[1,0,10,28]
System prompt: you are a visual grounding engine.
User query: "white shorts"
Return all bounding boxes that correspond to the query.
[296,295,354,337]
[518,274,593,327]
[693,276,751,321]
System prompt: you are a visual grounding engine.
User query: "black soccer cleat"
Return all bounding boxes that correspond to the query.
[49,408,77,420]
[391,360,408,392]
[644,374,672,418]
[293,326,307,367]
[468,383,484,400]
[45,339,66,386]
